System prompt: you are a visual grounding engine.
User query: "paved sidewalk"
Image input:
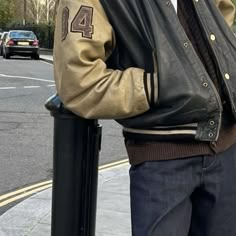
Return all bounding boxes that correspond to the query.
[0,164,131,236]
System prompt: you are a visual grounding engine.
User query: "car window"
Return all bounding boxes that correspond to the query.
[9,31,36,40]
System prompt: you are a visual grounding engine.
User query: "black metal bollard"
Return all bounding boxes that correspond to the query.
[45,94,102,236]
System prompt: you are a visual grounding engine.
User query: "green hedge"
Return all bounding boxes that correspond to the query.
[5,23,55,49]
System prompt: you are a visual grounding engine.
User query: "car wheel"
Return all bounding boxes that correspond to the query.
[31,54,39,60]
[5,53,10,59]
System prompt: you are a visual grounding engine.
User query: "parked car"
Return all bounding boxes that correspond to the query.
[0,32,8,56]
[2,30,40,59]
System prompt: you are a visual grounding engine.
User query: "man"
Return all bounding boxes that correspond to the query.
[54,0,236,235]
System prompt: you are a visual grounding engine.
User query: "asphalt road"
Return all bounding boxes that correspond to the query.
[0,56,127,214]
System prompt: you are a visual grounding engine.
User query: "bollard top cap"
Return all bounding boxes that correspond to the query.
[45,94,98,123]
[45,94,73,116]
[45,94,62,111]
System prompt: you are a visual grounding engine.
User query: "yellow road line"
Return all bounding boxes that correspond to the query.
[99,159,128,170]
[0,159,129,207]
[0,184,52,207]
[0,180,52,201]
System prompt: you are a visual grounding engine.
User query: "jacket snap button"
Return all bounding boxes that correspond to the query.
[166,1,171,6]
[210,34,216,41]
[208,132,214,138]
[183,42,188,48]
[203,82,208,87]
[225,73,230,80]
[209,120,215,126]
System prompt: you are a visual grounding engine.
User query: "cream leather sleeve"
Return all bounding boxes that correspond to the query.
[53,0,149,119]
[215,0,235,26]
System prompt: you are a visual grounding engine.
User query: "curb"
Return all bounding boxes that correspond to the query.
[40,57,53,64]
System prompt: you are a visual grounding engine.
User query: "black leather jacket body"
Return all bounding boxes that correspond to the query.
[100,0,236,142]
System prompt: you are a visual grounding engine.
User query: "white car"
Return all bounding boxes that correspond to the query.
[0,32,8,56]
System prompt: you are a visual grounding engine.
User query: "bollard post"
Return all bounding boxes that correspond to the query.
[45,94,102,236]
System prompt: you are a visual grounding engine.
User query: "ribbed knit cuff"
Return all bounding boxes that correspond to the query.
[143,72,158,106]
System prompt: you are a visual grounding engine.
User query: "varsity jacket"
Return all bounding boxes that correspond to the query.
[53,0,236,142]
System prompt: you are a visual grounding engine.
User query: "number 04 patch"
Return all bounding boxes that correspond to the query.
[71,6,94,39]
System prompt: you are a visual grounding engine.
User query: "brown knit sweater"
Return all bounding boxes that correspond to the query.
[126,0,236,165]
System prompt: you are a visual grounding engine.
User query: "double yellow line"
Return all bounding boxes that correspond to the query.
[99,158,129,171]
[0,159,128,208]
[0,180,52,207]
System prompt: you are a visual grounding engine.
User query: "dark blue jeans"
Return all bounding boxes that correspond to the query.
[130,143,236,236]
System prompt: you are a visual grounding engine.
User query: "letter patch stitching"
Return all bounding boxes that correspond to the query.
[62,6,69,41]
[71,6,94,39]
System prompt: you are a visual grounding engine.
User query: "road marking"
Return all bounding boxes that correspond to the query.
[0,85,55,90]
[0,73,53,83]
[23,86,41,89]
[99,159,129,171]
[0,184,52,207]
[0,180,52,201]
[0,159,129,207]
[0,87,17,90]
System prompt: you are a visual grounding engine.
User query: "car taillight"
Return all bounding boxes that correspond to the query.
[32,40,39,46]
[7,40,14,46]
